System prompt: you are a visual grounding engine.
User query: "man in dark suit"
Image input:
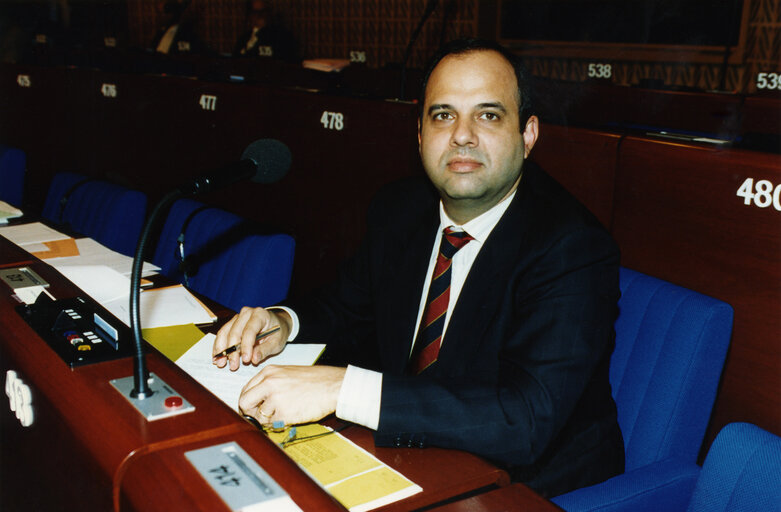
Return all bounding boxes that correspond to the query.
[213,38,624,497]
[233,0,298,62]
[150,0,204,55]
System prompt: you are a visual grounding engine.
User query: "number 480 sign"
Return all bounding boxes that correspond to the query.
[736,177,781,211]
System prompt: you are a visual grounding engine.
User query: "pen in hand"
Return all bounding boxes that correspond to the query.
[212,326,281,360]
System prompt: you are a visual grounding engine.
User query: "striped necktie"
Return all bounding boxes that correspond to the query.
[408,227,474,374]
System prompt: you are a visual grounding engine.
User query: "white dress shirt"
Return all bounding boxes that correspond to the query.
[282,190,516,429]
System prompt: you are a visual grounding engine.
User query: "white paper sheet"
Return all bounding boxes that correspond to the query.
[47,238,160,277]
[55,264,131,304]
[176,333,325,411]
[0,222,70,245]
[103,285,217,328]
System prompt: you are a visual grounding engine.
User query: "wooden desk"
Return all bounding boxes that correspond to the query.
[426,483,564,512]
[0,252,342,510]
[331,420,510,512]
[0,235,521,511]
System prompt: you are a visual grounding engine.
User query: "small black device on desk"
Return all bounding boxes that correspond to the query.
[16,292,136,367]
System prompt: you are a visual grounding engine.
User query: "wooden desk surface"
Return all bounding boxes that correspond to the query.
[331,419,510,511]
[426,483,564,512]
[0,235,545,511]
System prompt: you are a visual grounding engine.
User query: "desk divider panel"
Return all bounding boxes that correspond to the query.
[531,124,621,230]
[611,136,781,451]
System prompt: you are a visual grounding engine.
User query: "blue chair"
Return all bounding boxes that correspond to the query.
[152,198,295,312]
[685,422,781,512]
[0,145,26,207]
[552,267,733,511]
[41,171,147,256]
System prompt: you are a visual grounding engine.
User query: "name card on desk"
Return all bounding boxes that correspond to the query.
[186,442,301,512]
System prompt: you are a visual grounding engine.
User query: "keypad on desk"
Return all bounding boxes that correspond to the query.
[57,308,105,352]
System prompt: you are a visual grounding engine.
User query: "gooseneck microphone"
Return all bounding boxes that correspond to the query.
[178,138,292,195]
[128,139,291,399]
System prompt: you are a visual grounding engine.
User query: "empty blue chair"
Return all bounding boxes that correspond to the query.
[0,144,26,207]
[152,198,295,312]
[41,171,147,256]
[552,267,733,511]
[685,422,781,512]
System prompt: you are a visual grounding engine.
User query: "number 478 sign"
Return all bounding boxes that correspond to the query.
[320,111,344,131]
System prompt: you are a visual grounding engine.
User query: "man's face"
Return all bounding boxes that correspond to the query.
[418,50,538,221]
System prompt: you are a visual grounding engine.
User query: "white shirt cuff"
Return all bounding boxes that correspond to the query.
[267,306,299,341]
[336,365,382,430]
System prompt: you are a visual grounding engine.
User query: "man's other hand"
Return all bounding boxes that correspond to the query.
[213,307,291,370]
[239,365,346,427]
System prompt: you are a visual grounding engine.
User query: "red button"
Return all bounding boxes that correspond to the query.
[164,396,183,409]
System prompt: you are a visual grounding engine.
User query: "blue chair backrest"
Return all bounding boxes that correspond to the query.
[152,198,295,312]
[687,422,781,512]
[0,145,26,207]
[41,171,147,256]
[611,267,733,471]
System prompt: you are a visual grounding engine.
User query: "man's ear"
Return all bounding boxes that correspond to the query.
[522,115,539,158]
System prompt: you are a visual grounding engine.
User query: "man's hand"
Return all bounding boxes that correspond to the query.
[239,365,346,427]
[213,307,292,371]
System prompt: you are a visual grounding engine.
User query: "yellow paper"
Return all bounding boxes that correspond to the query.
[329,466,415,510]
[143,323,205,361]
[30,238,80,259]
[267,424,421,511]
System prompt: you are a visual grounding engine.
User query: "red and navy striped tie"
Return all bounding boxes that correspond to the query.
[409,227,474,374]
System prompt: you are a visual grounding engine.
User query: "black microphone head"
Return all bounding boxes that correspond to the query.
[242,138,291,184]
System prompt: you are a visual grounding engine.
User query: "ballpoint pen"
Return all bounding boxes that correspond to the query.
[212,326,281,359]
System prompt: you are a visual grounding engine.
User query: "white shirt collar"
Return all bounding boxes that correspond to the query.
[438,189,517,244]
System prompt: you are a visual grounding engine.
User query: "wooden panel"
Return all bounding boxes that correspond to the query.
[0,262,250,510]
[531,124,620,229]
[611,137,781,450]
[533,79,743,140]
[426,483,563,512]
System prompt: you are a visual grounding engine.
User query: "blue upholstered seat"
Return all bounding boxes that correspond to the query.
[0,144,26,207]
[686,422,781,512]
[41,171,147,256]
[552,267,733,511]
[152,198,294,312]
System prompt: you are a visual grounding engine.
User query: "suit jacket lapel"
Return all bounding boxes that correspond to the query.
[381,203,440,374]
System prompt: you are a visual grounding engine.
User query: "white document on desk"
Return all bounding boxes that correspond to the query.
[176,333,325,411]
[56,264,131,304]
[103,285,217,328]
[47,238,160,277]
[0,221,70,246]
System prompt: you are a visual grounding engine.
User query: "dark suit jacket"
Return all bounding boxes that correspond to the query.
[287,161,624,497]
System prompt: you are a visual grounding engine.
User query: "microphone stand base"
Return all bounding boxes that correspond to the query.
[110,373,195,421]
